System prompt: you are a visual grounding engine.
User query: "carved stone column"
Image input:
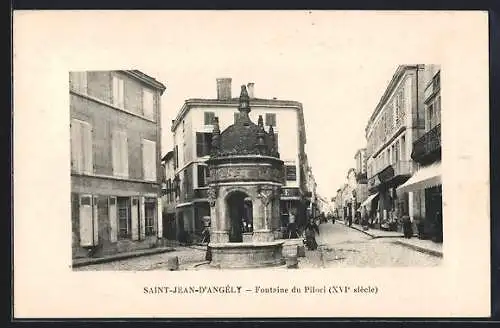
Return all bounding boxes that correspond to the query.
[253,185,275,242]
[208,185,228,244]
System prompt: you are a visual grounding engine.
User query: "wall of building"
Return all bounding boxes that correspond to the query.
[70,94,159,180]
[70,70,164,258]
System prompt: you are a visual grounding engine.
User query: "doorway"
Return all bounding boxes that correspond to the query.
[226,191,253,242]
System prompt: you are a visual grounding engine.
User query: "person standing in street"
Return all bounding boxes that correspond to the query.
[402,214,412,238]
[288,211,299,239]
[304,218,320,250]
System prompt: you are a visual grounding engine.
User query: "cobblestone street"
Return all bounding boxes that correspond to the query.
[74,221,441,271]
[298,222,442,268]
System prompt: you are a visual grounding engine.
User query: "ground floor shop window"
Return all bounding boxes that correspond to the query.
[145,198,157,236]
[117,197,131,239]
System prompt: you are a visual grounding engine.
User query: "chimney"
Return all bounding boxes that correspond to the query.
[216,78,232,100]
[247,82,255,98]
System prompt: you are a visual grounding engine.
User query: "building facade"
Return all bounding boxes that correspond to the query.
[398,65,442,242]
[169,79,310,240]
[365,65,427,230]
[352,148,368,222]
[70,70,166,259]
[161,150,178,241]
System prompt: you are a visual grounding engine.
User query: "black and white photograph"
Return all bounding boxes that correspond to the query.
[70,65,443,271]
[13,10,490,318]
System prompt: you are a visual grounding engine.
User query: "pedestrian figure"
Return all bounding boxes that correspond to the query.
[303,218,320,250]
[402,215,412,238]
[288,212,299,239]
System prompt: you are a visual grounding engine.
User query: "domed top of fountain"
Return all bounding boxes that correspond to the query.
[210,85,279,158]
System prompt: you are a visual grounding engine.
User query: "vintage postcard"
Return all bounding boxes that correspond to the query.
[13,10,490,318]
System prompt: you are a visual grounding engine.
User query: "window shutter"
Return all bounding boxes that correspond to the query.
[204,112,215,125]
[131,197,139,241]
[142,139,156,181]
[108,196,118,242]
[142,89,154,120]
[71,120,82,173]
[112,76,124,108]
[157,198,163,238]
[196,133,203,157]
[81,122,93,174]
[79,194,94,247]
[121,132,129,177]
[93,196,99,244]
[112,131,121,176]
[139,197,146,240]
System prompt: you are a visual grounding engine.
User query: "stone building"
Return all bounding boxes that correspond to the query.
[70,70,166,259]
[161,150,178,241]
[169,78,310,241]
[365,65,426,230]
[397,65,442,242]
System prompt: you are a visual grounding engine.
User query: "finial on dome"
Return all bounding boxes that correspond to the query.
[238,85,251,119]
[211,117,221,156]
[258,115,264,127]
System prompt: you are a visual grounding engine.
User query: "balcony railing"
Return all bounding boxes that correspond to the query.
[392,160,413,176]
[368,160,413,189]
[411,124,441,163]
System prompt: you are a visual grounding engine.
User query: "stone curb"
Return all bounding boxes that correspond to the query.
[72,247,176,268]
[348,224,404,239]
[392,240,443,258]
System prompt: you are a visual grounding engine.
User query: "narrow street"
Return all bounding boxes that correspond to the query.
[300,221,442,268]
[75,222,441,271]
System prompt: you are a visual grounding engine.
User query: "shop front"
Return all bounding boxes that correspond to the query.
[397,161,442,242]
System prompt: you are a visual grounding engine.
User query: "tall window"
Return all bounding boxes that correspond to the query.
[142,88,155,121]
[142,139,157,181]
[112,76,125,108]
[117,197,131,239]
[394,141,400,163]
[265,113,276,127]
[401,135,406,160]
[112,130,129,178]
[145,198,157,236]
[174,146,179,169]
[71,119,93,174]
[70,72,88,94]
[204,112,215,125]
[427,104,435,131]
[234,112,240,123]
[196,132,212,157]
[286,165,297,181]
[197,165,209,187]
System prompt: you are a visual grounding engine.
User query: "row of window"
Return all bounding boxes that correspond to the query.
[75,194,158,247]
[71,119,157,181]
[70,72,156,121]
[203,111,277,126]
[367,88,406,157]
[368,135,407,178]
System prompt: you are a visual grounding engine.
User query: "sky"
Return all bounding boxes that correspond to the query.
[117,11,410,201]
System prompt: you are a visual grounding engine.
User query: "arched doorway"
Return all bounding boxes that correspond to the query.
[226,191,253,242]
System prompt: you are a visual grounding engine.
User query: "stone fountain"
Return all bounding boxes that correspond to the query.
[205,84,285,269]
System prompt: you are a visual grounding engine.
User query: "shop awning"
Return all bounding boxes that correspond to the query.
[397,161,441,194]
[360,193,379,208]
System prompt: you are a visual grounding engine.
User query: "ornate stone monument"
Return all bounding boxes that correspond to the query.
[206,85,285,268]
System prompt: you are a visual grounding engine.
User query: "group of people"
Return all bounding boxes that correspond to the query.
[285,211,322,251]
